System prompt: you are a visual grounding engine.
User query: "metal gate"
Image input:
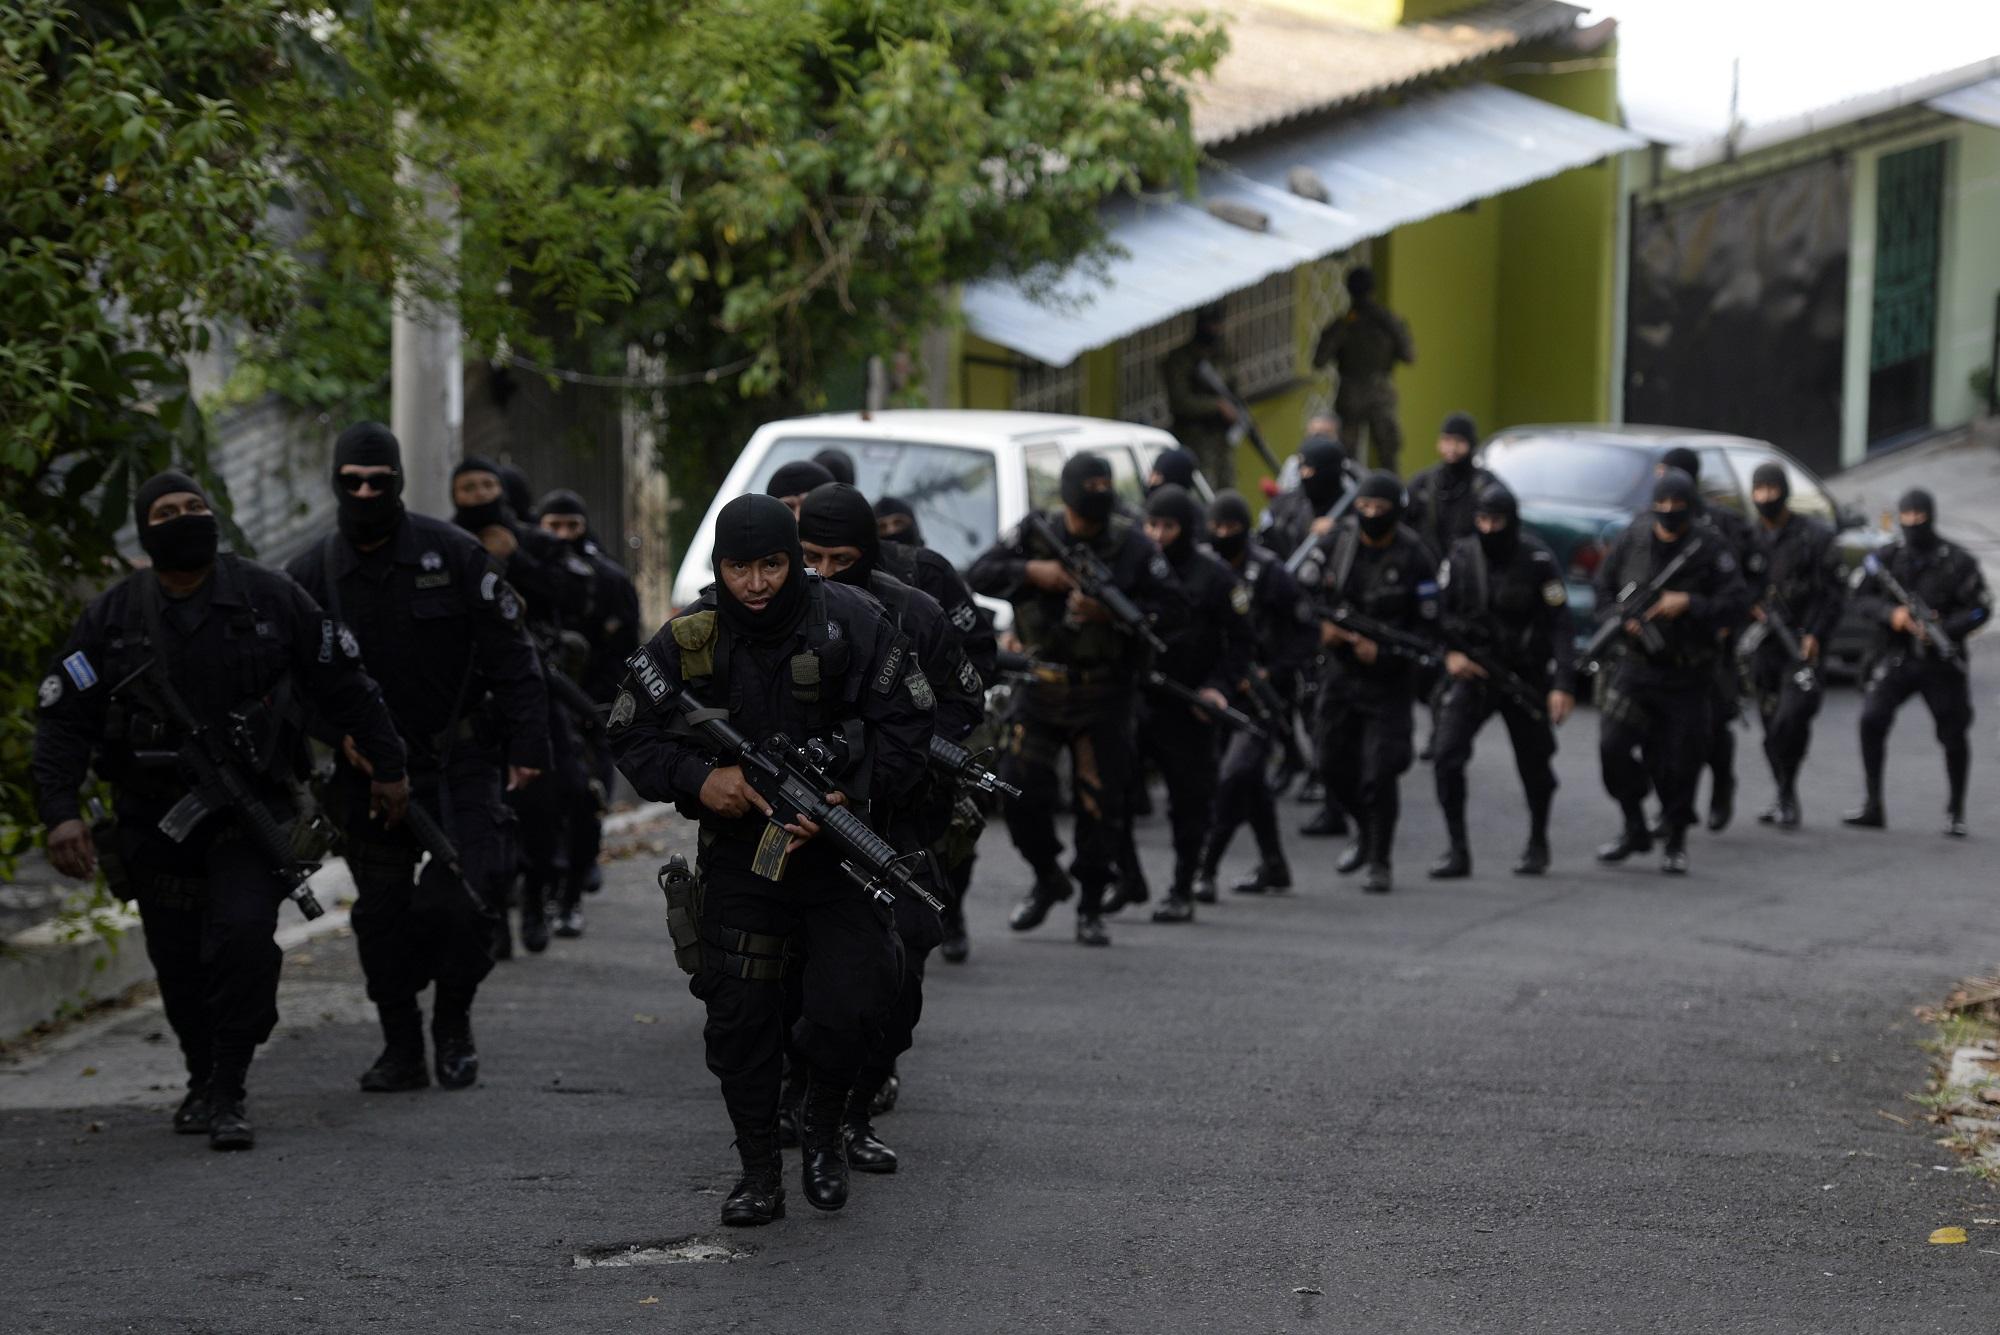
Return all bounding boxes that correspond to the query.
[1867,141,1946,447]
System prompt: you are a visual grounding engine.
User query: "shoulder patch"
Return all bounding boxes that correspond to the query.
[1415,580,1439,598]
[1149,553,1172,582]
[338,624,362,659]
[1229,583,1252,616]
[62,651,98,691]
[1437,559,1452,590]
[956,656,982,695]
[949,601,979,633]
[318,620,336,664]
[905,670,935,709]
[671,610,719,653]
[479,570,499,602]
[415,571,452,589]
[873,642,907,696]
[421,550,444,572]
[498,589,521,622]
[607,689,637,731]
[38,674,62,708]
[1542,580,1567,607]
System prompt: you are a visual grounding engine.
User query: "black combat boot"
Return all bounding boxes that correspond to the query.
[843,1077,898,1175]
[1191,855,1220,904]
[870,1069,900,1116]
[1428,846,1471,879]
[360,1002,429,1092]
[1009,866,1074,932]
[1596,807,1653,864]
[1944,808,1969,838]
[776,1062,806,1148]
[519,875,551,953]
[1152,865,1196,923]
[207,1062,253,1152]
[1842,801,1885,828]
[1660,827,1690,875]
[1336,832,1370,875]
[1707,774,1735,832]
[939,899,969,964]
[721,1128,785,1227]
[1300,807,1348,837]
[172,1083,214,1136]
[431,991,479,1090]
[1232,859,1292,894]
[1512,840,1551,876]
[798,1074,852,1211]
[553,880,585,938]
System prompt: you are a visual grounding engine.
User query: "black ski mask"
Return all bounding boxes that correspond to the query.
[1299,435,1348,510]
[766,459,836,502]
[1899,488,1938,551]
[1750,462,1789,522]
[452,457,508,532]
[1355,470,1403,541]
[797,482,881,588]
[812,448,857,487]
[1060,452,1115,526]
[498,465,536,525]
[332,421,405,547]
[1652,469,1696,539]
[712,493,809,645]
[1440,412,1479,478]
[134,470,219,572]
[1149,448,1198,495]
[1207,490,1253,563]
[874,495,924,548]
[538,489,590,549]
[1144,483,1201,565]
[1473,482,1519,562]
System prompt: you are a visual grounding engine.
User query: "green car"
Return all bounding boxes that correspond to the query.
[1479,425,1889,675]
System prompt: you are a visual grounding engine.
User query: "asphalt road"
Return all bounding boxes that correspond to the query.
[4,670,1999,1333]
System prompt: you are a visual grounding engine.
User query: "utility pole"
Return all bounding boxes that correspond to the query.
[391,142,462,520]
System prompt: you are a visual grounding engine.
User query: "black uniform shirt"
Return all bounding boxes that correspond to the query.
[287,512,550,771]
[1235,541,1318,687]
[574,539,643,703]
[879,540,997,686]
[1593,523,1750,683]
[1754,513,1846,645]
[1851,538,1992,660]
[1300,520,1439,687]
[33,555,406,827]
[967,511,1188,671]
[1158,545,1253,695]
[865,570,984,743]
[1405,463,1495,558]
[1439,533,1578,694]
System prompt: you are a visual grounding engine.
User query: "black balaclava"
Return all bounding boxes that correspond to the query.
[1060,452,1115,526]
[812,448,857,487]
[1345,266,1376,304]
[1207,489,1253,563]
[1473,481,1520,563]
[332,421,405,546]
[797,482,881,588]
[1660,446,1700,484]
[1149,448,1199,494]
[1193,303,1226,349]
[874,495,924,548]
[1652,469,1696,540]
[767,459,836,500]
[452,457,507,532]
[1299,435,1349,510]
[1439,412,1479,478]
[1356,469,1403,541]
[1899,487,1938,551]
[134,469,219,572]
[538,489,590,547]
[497,464,535,523]
[1750,462,1789,522]
[1144,483,1201,564]
[712,493,809,645]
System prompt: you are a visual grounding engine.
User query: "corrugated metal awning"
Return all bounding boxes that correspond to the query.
[1929,75,2000,129]
[961,84,1644,369]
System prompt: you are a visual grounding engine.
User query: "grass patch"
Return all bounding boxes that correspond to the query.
[1913,970,2000,1186]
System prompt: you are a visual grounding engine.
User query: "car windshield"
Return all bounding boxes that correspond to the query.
[1483,437,1655,509]
[752,437,999,570]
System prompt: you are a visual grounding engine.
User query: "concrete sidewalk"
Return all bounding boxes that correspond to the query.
[1826,416,2000,583]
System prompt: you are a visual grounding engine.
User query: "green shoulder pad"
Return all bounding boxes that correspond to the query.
[672,610,719,678]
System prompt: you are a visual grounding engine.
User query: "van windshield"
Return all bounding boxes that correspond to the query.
[753,438,999,570]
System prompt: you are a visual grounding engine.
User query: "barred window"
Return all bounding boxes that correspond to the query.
[1012,358,1084,415]
[1115,270,1298,426]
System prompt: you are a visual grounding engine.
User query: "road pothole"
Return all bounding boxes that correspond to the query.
[571,1236,752,1268]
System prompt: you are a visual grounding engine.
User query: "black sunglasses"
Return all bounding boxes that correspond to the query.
[337,470,398,494]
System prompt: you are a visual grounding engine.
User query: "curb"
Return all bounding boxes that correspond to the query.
[0,803,676,1043]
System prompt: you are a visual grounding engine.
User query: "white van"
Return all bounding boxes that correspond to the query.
[670,410,1194,619]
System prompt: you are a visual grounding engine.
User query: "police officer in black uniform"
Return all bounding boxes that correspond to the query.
[1429,483,1577,878]
[767,459,837,519]
[451,457,594,952]
[1147,447,1202,495]
[609,494,930,1227]
[288,424,551,1092]
[1197,490,1317,897]
[1657,446,1758,832]
[1404,413,1494,557]
[968,452,1187,947]
[539,489,643,930]
[1113,483,1251,922]
[36,470,408,1150]
[1592,468,1750,874]
[797,481,984,1173]
[1298,471,1440,893]
[1843,488,1991,836]
[869,495,999,963]
[1743,463,1845,828]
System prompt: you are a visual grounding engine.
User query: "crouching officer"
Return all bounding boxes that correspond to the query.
[35,470,408,1150]
[1844,488,1991,836]
[1592,469,1748,874]
[288,423,550,1093]
[609,494,930,1227]
[1429,483,1576,878]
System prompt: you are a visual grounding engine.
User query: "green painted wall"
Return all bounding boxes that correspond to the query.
[1934,121,2000,427]
[961,335,1018,411]
[1384,200,1502,473]
[1496,54,1623,431]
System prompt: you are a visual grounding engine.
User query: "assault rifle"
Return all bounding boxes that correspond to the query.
[928,734,1022,800]
[1283,496,1357,576]
[994,648,1067,682]
[1864,554,1964,668]
[1581,538,1704,667]
[623,649,942,912]
[1316,603,1442,671]
[1141,669,1271,743]
[1242,671,1311,773]
[307,759,495,920]
[1024,512,1168,655]
[1195,360,1283,475]
[1436,629,1549,725]
[114,661,327,921]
